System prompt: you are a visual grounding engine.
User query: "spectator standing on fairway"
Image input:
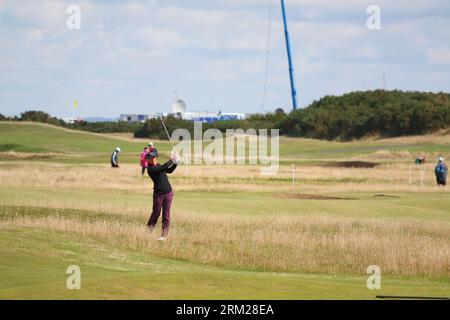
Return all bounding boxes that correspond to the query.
[435,157,448,186]
[146,149,180,240]
[140,146,149,175]
[111,147,121,168]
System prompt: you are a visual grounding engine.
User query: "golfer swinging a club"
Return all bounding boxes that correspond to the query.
[146,148,180,240]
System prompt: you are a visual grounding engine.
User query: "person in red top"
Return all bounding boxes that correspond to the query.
[140,146,149,176]
[141,142,155,175]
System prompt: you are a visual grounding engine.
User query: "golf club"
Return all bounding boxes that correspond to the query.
[160,116,181,166]
[160,116,174,149]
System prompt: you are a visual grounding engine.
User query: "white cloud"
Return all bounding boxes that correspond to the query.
[427,48,450,65]
[0,0,449,117]
[25,29,45,43]
[2,0,66,28]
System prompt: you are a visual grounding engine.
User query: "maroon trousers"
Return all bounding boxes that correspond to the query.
[147,191,174,236]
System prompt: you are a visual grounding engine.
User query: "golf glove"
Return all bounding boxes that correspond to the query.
[171,154,180,165]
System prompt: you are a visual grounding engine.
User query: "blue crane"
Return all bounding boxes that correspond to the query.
[280,0,298,110]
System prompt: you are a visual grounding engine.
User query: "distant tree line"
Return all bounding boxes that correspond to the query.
[68,120,141,133]
[0,110,64,126]
[133,112,286,139]
[136,90,450,140]
[277,90,450,140]
[0,111,140,133]
[2,90,449,141]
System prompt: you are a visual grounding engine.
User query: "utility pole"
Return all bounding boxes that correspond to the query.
[280,0,298,110]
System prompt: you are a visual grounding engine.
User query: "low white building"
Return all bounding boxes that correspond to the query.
[118,98,247,123]
[61,117,79,124]
[170,99,246,122]
[182,112,246,123]
[119,114,150,122]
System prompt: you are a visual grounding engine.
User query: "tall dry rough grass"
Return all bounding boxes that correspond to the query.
[1,210,449,276]
[0,162,448,193]
[1,160,449,277]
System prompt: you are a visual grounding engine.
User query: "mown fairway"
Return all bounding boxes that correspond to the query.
[0,122,449,299]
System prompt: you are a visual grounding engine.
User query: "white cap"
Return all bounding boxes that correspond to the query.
[438,156,444,162]
[148,141,154,147]
[116,147,121,152]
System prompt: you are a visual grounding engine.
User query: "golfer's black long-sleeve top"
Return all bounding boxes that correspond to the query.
[147,160,177,194]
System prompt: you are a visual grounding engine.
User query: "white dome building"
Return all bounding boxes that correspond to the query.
[167,98,246,123]
[172,99,187,115]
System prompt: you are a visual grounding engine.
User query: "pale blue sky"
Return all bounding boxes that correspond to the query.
[0,0,449,118]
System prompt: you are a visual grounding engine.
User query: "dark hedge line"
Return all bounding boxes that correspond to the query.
[277,90,450,140]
